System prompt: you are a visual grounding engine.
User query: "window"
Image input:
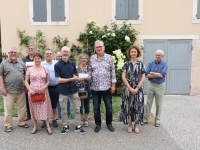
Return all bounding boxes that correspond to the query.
[29,0,69,25]
[192,0,200,23]
[112,0,143,24]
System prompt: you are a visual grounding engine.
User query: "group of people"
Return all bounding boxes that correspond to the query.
[0,40,168,135]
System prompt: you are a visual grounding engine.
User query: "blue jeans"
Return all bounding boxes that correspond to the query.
[80,90,91,115]
[91,89,113,126]
[57,97,72,117]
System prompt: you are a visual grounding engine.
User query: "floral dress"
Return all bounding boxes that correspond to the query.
[120,61,146,125]
[27,67,52,120]
[76,66,90,91]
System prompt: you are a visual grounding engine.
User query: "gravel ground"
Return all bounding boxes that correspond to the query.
[0,95,199,150]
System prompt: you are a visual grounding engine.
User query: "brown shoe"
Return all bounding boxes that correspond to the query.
[24,116,31,121]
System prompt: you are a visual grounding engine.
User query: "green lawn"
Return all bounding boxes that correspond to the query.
[0,95,122,121]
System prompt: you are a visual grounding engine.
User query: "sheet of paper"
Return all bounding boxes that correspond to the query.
[79,73,89,78]
[26,62,34,67]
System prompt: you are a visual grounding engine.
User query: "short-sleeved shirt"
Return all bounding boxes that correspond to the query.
[145,60,168,84]
[88,53,117,91]
[54,60,78,95]
[0,59,26,93]
[41,60,58,86]
[22,55,34,63]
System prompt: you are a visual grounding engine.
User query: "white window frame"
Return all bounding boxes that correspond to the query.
[29,0,69,26]
[192,0,200,23]
[111,0,143,24]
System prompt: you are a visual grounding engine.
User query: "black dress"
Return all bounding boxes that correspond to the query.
[120,61,146,125]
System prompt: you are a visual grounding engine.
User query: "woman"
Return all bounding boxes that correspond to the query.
[121,45,145,133]
[76,53,91,127]
[24,53,53,135]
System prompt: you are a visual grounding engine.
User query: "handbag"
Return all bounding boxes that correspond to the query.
[30,67,47,102]
[31,93,45,102]
[78,89,88,99]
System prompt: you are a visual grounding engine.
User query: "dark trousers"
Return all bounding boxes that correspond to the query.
[25,93,31,117]
[91,89,113,126]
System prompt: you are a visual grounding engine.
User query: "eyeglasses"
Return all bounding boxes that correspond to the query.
[28,48,34,50]
[9,52,17,54]
[95,46,103,49]
[45,53,52,55]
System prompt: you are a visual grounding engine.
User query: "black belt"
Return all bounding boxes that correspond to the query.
[48,85,58,88]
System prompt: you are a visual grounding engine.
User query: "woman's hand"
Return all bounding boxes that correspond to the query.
[38,87,46,93]
[130,88,138,95]
[29,89,35,95]
[86,76,91,81]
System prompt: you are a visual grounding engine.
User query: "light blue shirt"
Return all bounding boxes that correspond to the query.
[145,60,168,84]
[41,60,58,86]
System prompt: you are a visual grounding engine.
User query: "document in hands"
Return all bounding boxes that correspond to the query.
[79,73,89,78]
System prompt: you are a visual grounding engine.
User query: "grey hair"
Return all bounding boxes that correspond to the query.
[94,40,104,47]
[61,46,71,52]
[79,53,89,60]
[8,47,18,52]
[28,44,36,50]
[156,49,164,56]
[45,48,53,53]
[56,51,61,56]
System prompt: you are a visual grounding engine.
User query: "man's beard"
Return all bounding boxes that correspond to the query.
[62,56,69,61]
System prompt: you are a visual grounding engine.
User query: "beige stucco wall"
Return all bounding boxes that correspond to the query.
[0,0,200,95]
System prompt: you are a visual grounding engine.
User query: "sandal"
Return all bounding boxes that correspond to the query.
[46,127,52,135]
[134,124,139,134]
[18,123,29,128]
[5,127,12,133]
[155,123,160,127]
[31,127,37,134]
[141,122,148,125]
[127,125,133,133]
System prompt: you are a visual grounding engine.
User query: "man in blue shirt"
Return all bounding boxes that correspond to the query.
[143,49,168,127]
[54,46,86,135]
[41,48,59,128]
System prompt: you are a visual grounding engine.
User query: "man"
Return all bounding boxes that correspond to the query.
[54,46,86,135]
[88,40,116,133]
[22,44,36,121]
[0,47,29,132]
[143,49,168,127]
[56,52,72,120]
[41,48,59,128]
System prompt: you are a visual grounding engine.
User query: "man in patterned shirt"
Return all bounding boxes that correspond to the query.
[88,40,117,133]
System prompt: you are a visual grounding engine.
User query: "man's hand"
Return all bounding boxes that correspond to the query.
[1,88,7,96]
[72,76,80,82]
[110,84,116,94]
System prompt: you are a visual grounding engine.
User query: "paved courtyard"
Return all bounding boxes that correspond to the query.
[0,95,199,150]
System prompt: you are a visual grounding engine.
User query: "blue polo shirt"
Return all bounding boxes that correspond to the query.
[41,60,58,86]
[145,60,168,84]
[54,59,78,95]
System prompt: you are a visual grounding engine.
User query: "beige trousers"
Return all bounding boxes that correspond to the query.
[3,92,26,127]
[144,81,165,124]
[59,92,81,126]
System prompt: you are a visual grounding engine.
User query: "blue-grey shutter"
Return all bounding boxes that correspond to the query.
[116,0,128,20]
[33,0,47,22]
[197,0,200,19]
[51,0,65,21]
[167,40,192,94]
[129,0,139,20]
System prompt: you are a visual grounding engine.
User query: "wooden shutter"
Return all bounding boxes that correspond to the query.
[33,0,47,22]
[129,0,139,20]
[51,0,65,21]
[197,0,200,19]
[116,0,128,20]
